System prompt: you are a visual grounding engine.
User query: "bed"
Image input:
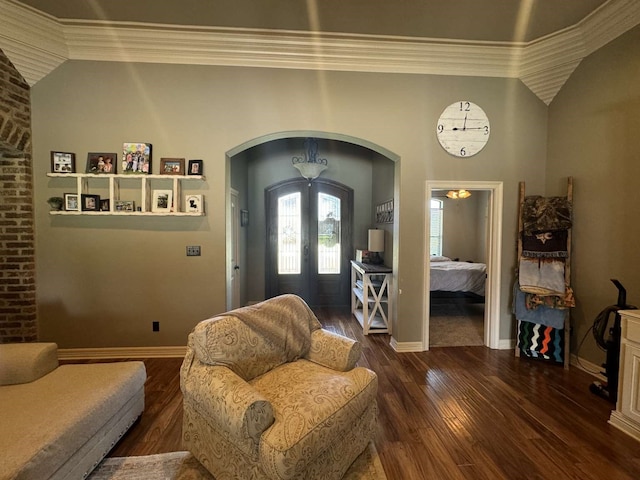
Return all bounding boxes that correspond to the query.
[429,256,486,302]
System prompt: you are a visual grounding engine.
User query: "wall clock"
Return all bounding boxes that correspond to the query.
[436,101,490,157]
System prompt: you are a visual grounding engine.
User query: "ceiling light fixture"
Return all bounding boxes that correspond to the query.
[292,138,328,183]
[446,189,471,199]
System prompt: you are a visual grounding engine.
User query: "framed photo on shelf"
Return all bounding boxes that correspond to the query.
[81,194,100,211]
[188,159,203,176]
[64,193,79,211]
[160,158,185,175]
[185,194,203,213]
[152,190,173,213]
[114,200,135,212]
[86,153,117,174]
[122,142,152,174]
[100,199,110,211]
[51,151,75,173]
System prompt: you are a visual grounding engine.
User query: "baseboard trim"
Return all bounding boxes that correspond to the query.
[390,337,516,352]
[389,337,424,352]
[58,346,187,360]
[498,339,516,350]
[570,354,606,381]
[609,411,640,442]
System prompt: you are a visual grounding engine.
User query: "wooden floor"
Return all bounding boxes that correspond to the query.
[103,307,640,479]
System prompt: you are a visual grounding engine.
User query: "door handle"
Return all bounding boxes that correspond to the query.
[304,245,309,258]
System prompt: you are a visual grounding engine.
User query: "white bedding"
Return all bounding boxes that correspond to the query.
[430,260,486,296]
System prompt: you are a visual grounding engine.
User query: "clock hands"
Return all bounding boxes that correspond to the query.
[452,114,487,132]
[452,113,470,131]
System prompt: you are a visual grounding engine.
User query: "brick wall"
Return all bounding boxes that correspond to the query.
[0,48,36,343]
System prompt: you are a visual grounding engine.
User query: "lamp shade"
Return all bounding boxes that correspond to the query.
[368,229,385,253]
[292,162,327,181]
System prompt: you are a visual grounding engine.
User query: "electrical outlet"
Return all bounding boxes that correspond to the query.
[186,246,201,256]
[152,321,159,332]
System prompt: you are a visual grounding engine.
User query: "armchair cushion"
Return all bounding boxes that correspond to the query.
[191,294,322,381]
[0,342,58,386]
[251,360,377,480]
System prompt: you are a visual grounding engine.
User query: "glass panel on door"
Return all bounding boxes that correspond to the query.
[318,192,340,274]
[278,192,301,274]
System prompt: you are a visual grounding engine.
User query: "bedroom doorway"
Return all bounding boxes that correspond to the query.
[424,181,503,350]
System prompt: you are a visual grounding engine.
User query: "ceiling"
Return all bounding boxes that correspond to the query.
[15,0,608,44]
[2,0,638,105]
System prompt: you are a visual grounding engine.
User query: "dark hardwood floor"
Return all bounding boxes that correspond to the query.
[97,307,640,479]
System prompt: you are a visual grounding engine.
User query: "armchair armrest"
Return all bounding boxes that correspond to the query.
[181,355,274,449]
[305,329,362,371]
[0,342,58,385]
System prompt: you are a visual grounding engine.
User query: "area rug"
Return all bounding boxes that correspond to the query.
[88,442,386,480]
[430,303,484,347]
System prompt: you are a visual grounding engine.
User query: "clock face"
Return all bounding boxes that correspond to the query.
[436,101,490,157]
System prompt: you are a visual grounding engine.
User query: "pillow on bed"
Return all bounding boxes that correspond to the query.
[430,255,451,262]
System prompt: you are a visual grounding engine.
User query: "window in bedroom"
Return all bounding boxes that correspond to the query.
[430,198,443,256]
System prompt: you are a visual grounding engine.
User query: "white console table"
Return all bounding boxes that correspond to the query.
[350,260,392,335]
[610,309,640,441]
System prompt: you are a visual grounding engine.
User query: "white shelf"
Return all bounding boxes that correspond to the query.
[46,172,205,216]
[47,173,205,180]
[350,260,392,335]
[49,211,204,217]
[352,309,388,332]
[353,287,388,304]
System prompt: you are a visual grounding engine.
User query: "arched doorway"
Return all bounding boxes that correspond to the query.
[225,131,399,310]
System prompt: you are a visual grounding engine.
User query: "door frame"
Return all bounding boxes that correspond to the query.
[228,188,241,310]
[225,130,401,309]
[424,180,503,350]
[264,177,353,306]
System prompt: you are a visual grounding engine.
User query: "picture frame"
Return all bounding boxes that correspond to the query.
[160,158,185,175]
[241,209,249,226]
[114,200,135,212]
[81,194,100,211]
[100,199,110,211]
[86,152,117,174]
[51,151,75,173]
[188,159,203,176]
[185,194,203,213]
[64,193,79,211]
[375,199,394,224]
[122,143,152,174]
[152,190,173,213]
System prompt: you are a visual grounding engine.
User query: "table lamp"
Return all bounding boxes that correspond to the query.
[368,229,385,265]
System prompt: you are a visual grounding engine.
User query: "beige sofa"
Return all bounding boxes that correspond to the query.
[181,294,378,480]
[0,342,146,480]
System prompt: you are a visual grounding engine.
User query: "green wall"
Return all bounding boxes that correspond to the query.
[547,25,640,365]
[32,60,548,349]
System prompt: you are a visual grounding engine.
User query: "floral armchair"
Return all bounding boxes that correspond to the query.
[180,294,378,480]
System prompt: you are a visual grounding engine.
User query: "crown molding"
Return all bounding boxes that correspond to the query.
[0,0,67,86]
[63,22,521,78]
[580,0,640,55]
[0,0,638,105]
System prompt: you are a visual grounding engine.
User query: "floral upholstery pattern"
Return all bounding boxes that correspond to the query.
[181,294,378,480]
[307,328,362,371]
